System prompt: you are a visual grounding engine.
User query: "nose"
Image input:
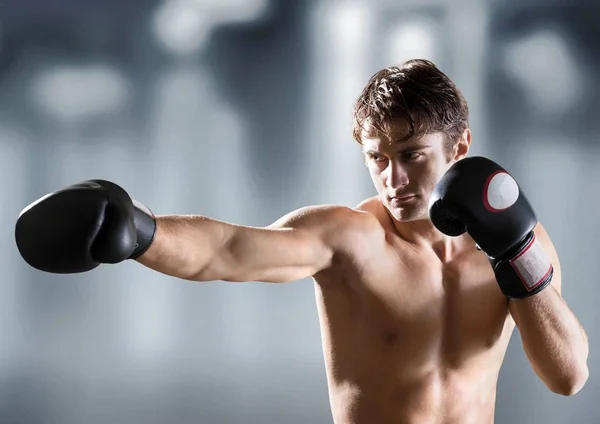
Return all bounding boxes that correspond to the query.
[385,161,409,189]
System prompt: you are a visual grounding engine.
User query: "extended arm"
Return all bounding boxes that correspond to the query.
[14,179,347,282]
[136,206,343,283]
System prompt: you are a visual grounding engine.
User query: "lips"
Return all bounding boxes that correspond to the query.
[389,194,416,201]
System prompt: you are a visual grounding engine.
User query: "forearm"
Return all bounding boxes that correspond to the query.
[135,215,234,281]
[511,286,589,395]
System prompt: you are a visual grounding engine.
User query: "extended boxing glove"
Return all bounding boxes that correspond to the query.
[428,156,553,299]
[15,180,156,274]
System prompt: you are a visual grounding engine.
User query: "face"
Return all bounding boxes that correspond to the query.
[361,123,470,222]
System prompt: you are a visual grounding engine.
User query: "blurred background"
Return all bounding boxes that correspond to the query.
[0,0,598,423]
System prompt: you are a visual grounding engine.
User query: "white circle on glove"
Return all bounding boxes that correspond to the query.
[484,171,519,212]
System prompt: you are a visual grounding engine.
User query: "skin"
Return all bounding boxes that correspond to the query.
[137,124,589,424]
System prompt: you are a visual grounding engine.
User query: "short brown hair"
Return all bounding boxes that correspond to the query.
[352,59,469,151]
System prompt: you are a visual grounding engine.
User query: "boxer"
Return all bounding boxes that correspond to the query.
[15,59,589,424]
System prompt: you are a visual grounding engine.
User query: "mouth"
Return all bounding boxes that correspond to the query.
[389,195,417,205]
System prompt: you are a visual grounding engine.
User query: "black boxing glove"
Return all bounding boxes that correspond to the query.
[15,180,156,274]
[428,156,553,299]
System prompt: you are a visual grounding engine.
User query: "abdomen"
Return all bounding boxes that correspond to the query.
[328,365,499,424]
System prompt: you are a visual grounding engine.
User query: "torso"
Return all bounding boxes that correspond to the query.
[313,198,515,424]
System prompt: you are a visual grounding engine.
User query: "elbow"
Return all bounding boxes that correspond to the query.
[193,261,240,283]
[191,265,222,282]
[549,365,589,396]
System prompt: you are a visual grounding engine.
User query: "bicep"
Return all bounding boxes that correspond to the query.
[223,225,333,283]
[197,207,337,283]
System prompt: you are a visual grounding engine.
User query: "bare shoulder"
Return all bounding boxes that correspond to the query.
[533,222,559,261]
[533,221,552,244]
[533,221,563,292]
[268,202,385,248]
[355,195,384,215]
[268,203,382,232]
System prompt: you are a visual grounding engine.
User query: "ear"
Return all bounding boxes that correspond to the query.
[452,128,471,161]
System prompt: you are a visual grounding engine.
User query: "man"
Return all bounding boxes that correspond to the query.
[15,59,589,424]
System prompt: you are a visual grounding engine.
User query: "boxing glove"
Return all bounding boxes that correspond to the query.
[428,156,553,299]
[15,180,156,274]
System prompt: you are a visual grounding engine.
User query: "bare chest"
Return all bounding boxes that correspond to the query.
[364,245,504,319]
[315,238,513,374]
[364,244,509,350]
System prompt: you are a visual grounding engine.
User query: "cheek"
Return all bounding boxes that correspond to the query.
[411,160,440,188]
[406,162,427,180]
[367,165,382,178]
[368,168,386,189]
[426,166,447,191]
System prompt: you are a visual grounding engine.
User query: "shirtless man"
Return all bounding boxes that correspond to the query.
[15,59,589,424]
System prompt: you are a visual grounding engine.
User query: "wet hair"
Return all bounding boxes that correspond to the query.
[352,59,469,153]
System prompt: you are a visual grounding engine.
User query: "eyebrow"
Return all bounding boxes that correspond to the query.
[392,137,432,147]
[362,144,431,155]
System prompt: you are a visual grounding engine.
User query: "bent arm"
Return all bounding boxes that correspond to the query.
[509,223,589,396]
[136,206,342,283]
[510,287,589,396]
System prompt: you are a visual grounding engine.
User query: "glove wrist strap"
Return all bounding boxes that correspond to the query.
[129,200,156,259]
[491,231,554,299]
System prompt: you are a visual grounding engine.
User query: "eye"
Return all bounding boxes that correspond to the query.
[368,153,387,163]
[402,151,422,161]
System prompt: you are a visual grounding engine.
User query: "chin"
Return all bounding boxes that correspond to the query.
[386,203,425,222]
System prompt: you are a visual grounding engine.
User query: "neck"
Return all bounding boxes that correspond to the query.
[386,210,472,263]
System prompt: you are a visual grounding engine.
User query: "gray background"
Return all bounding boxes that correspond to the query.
[0,0,598,423]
